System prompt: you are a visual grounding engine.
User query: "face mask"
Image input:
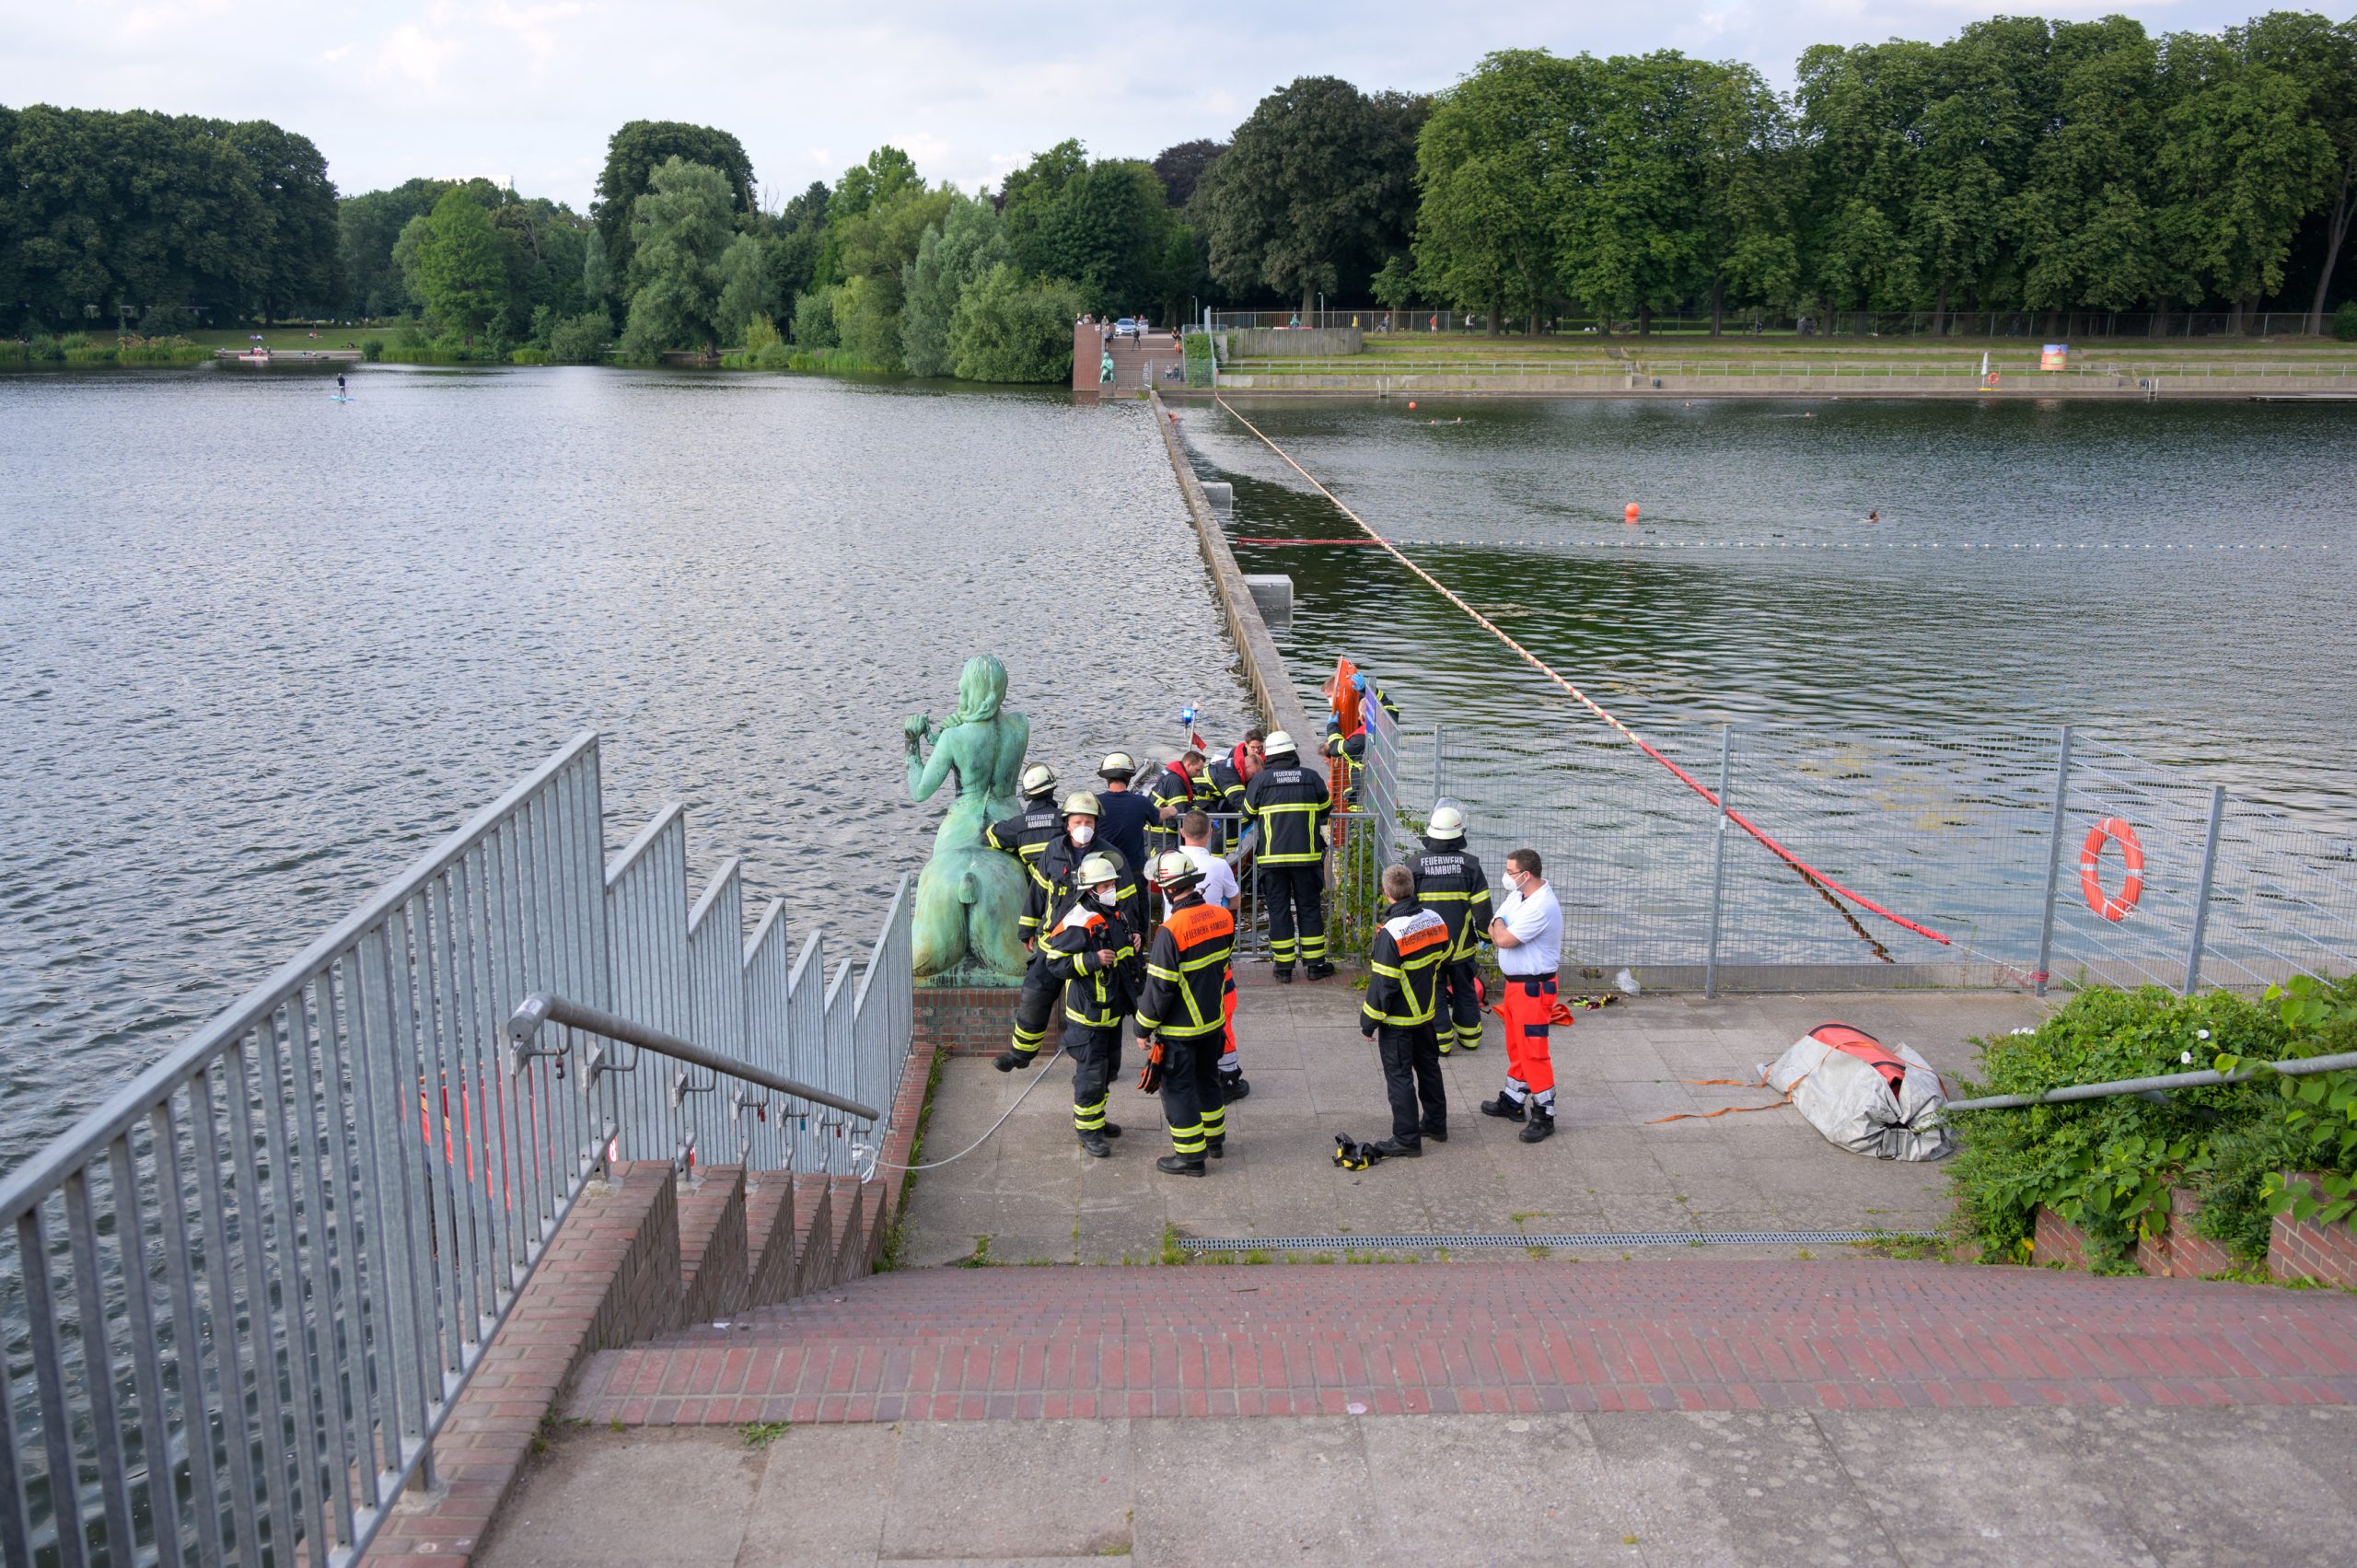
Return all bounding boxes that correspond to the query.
[1071,824,1095,846]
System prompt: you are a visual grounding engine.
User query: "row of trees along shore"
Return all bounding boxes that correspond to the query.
[5,8,2354,377]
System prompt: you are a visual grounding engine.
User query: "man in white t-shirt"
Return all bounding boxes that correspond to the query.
[1479,847,1564,1143]
[1167,812,1248,1100]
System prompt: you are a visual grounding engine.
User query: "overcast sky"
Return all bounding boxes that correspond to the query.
[0,2,2287,209]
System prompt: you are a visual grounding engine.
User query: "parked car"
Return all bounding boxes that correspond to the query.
[1114,318,1143,339]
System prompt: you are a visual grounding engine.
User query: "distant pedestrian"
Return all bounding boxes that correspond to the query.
[1480,848,1563,1144]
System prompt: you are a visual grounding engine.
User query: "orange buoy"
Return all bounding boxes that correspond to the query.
[1624,503,1641,523]
[2078,818,2146,921]
[1407,401,1417,411]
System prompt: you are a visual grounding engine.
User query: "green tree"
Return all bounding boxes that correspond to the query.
[1193,76,1428,318]
[1689,60,1799,334]
[1414,50,1583,333]
[1561,52,1706,334]
[761,181,830,309]
[229,119,341,319]
[2014,17,2170,320]
[1151,139,1225,207]
[2155,27,2333,330]
[1795,40,1935,314]
[901,193,1008,377]
[1002,141,1174,312]
[594,121,755,291]
[547,308,610,363]
[409,187,508,341]
[620,157,737,355]
[947,262,1089,381]
[342,178,451,316]
[714,232,772,345]
[791,284,840,348]
[582,226,615,308]
[1906,18,2052,332]
[2234,11,2357,331]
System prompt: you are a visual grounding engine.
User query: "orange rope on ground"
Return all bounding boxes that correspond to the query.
[1212,397,1952,947]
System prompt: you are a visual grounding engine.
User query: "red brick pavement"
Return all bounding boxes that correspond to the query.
[569,1260,2357,1426]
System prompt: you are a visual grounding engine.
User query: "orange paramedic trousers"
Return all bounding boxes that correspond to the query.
[1498,974,1557,1099]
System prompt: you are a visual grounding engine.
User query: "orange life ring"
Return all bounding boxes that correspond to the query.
[2078,818,2145,921]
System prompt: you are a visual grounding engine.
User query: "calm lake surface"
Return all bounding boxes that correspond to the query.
[0,366,1247,1167]
[1184,396,2357,802]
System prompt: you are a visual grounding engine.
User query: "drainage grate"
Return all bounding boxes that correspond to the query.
[1185,1230,1923,1252]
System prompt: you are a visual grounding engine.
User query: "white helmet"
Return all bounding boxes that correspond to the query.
[1061,791,1101,818]
[1075,853,1121,889]
[1150,849,1204,891]
[1020,762,1058,797]
[1427,803,1466,842]
[1263,729,1297,758]
[1097,751,1138,780]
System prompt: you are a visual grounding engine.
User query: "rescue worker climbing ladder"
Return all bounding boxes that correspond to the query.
[1136,850,1237,1176]
[1241,730,1333,982]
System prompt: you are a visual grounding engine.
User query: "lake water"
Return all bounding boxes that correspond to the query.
[1182,397,2357,802]
[0,366,1248,1167]
[1178,396,2357,977]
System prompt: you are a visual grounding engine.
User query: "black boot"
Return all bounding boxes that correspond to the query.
[1520,1106,1556,1144]
[1271,966,1294,984]
[1480,1094,1526,1121]
[1155,1154,1207,1177]
[993,1049,1036,1074]
[1205,1134,1225,1159]
[1101,1122,1123,1138]
[1370,1137,1422,1158]
[1421,1124,1448,1143]
[1305,959,1337,981]
[1222,1075,1250,1102]
[1078,1132,1112,1157]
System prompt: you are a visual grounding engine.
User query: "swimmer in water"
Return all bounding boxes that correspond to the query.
[1866,510,1880,523]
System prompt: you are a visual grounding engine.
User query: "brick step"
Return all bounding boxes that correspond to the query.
[566,1259,2357,1426]
[742,1173,799,1308]
[675,1165,749,1324]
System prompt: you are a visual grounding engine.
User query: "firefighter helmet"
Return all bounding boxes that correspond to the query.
[1150,849,1204,891]
[1061,791,1101,818]
[1263,729,1297,758]
[1075,853,1120,889]
[1097,751,1138,780]
[1020,762,1058,797]
[1427,802,1467,842]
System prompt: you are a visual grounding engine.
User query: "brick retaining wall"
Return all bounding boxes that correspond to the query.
[2272,1173,2357,1287]
[917,984,1018,1057]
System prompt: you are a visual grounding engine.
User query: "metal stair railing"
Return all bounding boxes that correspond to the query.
[0,733,915,1568]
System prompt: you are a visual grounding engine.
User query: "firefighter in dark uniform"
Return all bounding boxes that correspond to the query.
[1359,864,1451,1156]
[1240,730,1332,982]
[1040,854,1143,1156]
[996,792,1141,1072]
[1144,748,1210,863]
[1406,802,1492,1055]
[1136,850,1237,1176]
[983,761,1062,947]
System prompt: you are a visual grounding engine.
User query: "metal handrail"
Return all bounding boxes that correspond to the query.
[1945,1051,2357,1112]
[506,992,880,1121]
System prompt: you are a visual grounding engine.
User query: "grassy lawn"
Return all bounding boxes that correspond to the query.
[1222,336,2357,376]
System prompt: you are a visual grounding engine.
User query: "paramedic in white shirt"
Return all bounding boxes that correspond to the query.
[1167,812,1249,1101]
[1479,847,1563,1143]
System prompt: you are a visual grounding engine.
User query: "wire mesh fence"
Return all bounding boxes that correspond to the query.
[1205,308,2342,340]
[1368,688,2357,994]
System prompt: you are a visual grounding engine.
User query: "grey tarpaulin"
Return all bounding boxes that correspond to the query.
[1759,1023,1953,1162]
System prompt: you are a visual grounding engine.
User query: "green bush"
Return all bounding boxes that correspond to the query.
[140,304,200,337]
[1183,331,1213,387]
[2336,301,2357,343]
[1945,979,2357,1270]
[509,346,551,365]
[26,335,64,362]
[790,286,839,348]
[547,309,611,365]
[361,339,385,362]
[947,264,1088,383]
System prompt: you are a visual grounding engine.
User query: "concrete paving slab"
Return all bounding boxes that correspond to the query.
[878,1422,1134,1560]
[1580,1411,1902,1567]
[1129,1415,1383,1568]
[474,1428,762,1567]
[737,1422,898,1565]
[902,985,2047,1260]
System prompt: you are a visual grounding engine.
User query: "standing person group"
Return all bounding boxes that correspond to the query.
[984,738,1260,1174]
